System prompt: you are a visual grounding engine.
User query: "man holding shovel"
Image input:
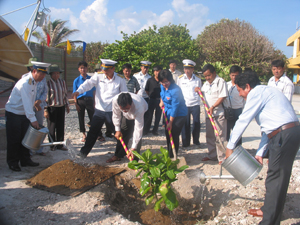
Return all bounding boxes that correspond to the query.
[226,71,300,225]
[107,92,148,163]
[195,64,228,163]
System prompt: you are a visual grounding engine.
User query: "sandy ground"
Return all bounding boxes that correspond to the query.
[0,95,300,225]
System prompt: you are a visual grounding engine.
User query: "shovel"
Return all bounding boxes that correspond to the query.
[119,137,133,161]
[161,107,187,167]
[197,90,227,153]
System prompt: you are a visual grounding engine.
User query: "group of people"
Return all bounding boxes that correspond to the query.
[5,55,299,225]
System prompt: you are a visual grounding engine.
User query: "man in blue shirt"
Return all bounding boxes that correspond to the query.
[73,61,96,142]
[226,71,300,225]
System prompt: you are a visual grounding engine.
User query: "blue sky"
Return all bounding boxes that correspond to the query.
[0,0,299,57]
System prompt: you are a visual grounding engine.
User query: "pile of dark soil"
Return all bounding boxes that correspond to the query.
[26,159,125,196]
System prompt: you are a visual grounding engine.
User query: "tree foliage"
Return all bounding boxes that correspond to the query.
[76,41,110,72]
[32,16,80,48]
[197,19,285,76]
[101,24,200,74]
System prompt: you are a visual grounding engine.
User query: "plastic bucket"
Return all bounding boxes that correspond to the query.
[222,145,262,186]
[22,125,49,151]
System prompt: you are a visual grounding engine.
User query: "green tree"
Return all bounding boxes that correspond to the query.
[32,16,79,48]
[101,24,200,74]
[76,41,110,72]
[197,19,285,77]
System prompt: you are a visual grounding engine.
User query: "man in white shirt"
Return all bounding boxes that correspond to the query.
[267,59,294,102]
[73,59,128,158]
[5,61,51,171]
[195,64,228,162]
[226,71,300,225]
[133,61,152,102]
[106,92,148,163]
[224,65,244,146]
[169,59,181,83]
[177,59,202,147]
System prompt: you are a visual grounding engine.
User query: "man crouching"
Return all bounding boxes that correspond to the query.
[106,92,148,163]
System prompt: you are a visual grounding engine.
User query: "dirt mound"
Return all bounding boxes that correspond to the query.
[26,159,125,196]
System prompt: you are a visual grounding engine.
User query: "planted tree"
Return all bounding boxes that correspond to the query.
[197,18,285,77]
[100,24,200,74]
[128,147,188,211]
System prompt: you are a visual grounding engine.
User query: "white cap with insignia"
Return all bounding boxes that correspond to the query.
[182,59,196,68]
[100,59,117,70]
[31,61,51,74]
[140,61,152,67]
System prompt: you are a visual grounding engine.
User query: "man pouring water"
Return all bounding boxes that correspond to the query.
[226,71,300,225]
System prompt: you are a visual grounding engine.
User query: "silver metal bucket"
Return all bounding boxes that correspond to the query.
[222,145,262,186]
[22,125,48,151]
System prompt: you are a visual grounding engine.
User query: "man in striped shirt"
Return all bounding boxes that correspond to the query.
[267,60,294,102]
[44,64,70,151]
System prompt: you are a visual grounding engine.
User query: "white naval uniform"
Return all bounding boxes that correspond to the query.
[76,72,128,112]
[5,72,37,123]
[112,92,148,149]
[133,71,151,98]
[267,74,294,102]
[177,73,202,107]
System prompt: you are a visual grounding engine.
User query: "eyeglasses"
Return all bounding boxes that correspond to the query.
[160,81,170,85]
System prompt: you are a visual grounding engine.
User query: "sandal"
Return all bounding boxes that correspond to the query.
[97,136,106,142]
[106,156,121,163]
[81,137,86,142]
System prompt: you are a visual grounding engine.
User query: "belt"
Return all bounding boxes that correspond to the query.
[267,121,300,139]
[78,96,93,100]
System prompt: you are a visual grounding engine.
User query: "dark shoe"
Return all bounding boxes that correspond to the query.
[77,152,87,159]
[57,146,68,151]
[21,160,39,167]
[194,142,200,146]
[182,144,190,148]
[248,209,263,217]
[105,133,114,138]
[106,156,121,163]
[152,131,159,136]
[9,164,21,172]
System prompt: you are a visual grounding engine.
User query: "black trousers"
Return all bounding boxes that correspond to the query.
[5,111,31,166]
[259,125,300,225]
[46,106,65,149]
[144,98,162,134]
[181,105,200,147]
[114,116,141,159]
[165,116,186,158]
[80,109,115,156]
[226,107,243,146]
[77,97,94,133]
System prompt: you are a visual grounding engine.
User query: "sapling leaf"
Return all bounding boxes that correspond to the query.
[132,151,146,162]
[145,194,154,205]
[154,197,164,211]
[141,173,150,190]
[166,170,176,179]
[150,167,161,178]
[140,186,151,196]
[164,188,179,211]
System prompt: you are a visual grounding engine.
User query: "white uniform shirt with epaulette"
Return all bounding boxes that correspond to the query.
[76,71,128,112]
[133,71,151,98]
[5,72,37,122]
[177,73,202,107]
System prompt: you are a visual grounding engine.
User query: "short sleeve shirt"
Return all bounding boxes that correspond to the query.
[201,75,228,117]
